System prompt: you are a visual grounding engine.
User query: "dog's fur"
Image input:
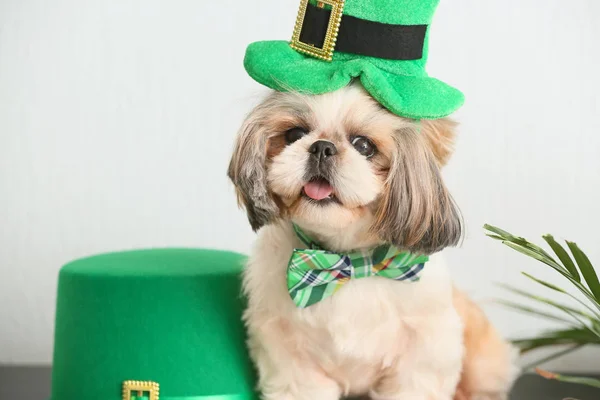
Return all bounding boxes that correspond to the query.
[228,84,519,400]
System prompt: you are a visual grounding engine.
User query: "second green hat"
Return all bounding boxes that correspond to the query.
[50,249,257,400]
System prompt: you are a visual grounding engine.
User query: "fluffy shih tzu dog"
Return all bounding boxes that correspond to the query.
[228,84,518,400]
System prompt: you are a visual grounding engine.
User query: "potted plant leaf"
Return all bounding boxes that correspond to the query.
[485,224,600,389]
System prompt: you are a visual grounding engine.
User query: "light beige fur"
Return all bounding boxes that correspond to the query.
[228,84,519,400]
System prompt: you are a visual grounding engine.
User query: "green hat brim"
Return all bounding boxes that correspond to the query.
[244,41,464,120]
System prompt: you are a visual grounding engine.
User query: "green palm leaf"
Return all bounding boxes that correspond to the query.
[498,284,595,321]
[485,225,600,311]
[567,241,600,301]
[543,235,580,282]
[485,225,555,261]
[485,224,600,390]
[521,272,566,293]
[536,369,600,389]
[495,300,574,325]
[513,328,600,353]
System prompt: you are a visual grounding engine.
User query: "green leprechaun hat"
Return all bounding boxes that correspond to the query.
[50,248,258,400]
[244,0,463,120]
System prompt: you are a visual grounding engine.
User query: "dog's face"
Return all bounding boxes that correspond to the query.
[229,84,461,254]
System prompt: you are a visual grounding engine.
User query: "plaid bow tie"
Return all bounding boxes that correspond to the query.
[287,224,428,308]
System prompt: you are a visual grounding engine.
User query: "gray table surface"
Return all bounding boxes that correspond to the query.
[1,366,599,400]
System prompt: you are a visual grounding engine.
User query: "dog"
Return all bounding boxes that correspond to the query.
[228,83,519,400]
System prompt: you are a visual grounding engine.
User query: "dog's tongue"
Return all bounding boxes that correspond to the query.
[303,180,333,201]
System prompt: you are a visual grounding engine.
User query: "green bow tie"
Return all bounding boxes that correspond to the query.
[287,224,428,308]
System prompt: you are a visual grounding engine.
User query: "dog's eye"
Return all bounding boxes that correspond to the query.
[351,136,377,158]
[285,127,308,144]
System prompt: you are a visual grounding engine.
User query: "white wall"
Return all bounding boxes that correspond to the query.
[1,0,599,370]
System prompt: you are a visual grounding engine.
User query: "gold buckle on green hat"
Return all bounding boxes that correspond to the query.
[291,0,345,62]
[123,380,160,400]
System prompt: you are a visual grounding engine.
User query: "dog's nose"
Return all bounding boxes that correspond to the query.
[309,140,337,160]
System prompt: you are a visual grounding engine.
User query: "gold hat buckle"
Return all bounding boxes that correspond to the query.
[122,380,159,400]
[290,0,345,61]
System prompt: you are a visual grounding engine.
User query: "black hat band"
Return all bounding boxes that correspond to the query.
[299,3,428,61]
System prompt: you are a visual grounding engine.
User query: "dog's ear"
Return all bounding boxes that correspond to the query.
[228,104,280,231]
[372,125,462,254]
[420,118,458,166]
